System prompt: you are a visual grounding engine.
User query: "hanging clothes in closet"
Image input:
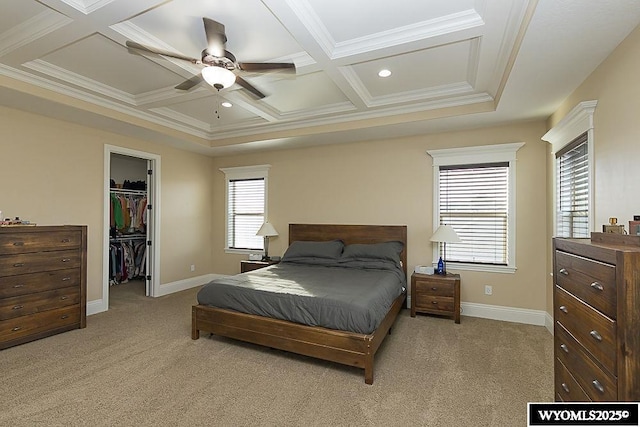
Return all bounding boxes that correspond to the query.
[110,192,147,235]
[109,239,147,286]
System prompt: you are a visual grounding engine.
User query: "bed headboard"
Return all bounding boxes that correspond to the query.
[288,224,407,278]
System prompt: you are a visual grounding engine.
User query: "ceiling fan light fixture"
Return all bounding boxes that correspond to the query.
[202,66,236,89]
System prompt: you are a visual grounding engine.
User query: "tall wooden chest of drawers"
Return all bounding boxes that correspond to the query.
[553,233,640,402]
[0,226,87,350]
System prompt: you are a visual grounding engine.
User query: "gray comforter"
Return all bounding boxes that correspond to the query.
[197,262,406,334]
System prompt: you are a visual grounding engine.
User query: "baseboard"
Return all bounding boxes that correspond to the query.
[87,298,107,316]
[155,273,224,297]
[461,302,548,326]
[544,311,554,335]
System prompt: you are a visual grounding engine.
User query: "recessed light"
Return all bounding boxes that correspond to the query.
[221,101,232,108]
[378,69,392,78]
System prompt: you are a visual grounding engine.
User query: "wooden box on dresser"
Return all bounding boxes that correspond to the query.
[0,226,87,350]
[553,232,640,402]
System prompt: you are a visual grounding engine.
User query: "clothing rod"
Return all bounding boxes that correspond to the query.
[110,235,146,242]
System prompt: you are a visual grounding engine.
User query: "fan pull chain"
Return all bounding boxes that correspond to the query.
[215,93,220,119]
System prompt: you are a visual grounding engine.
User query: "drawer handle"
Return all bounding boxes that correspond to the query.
[62,258,71,262]
[431,287,437,291]
[590,330,603,342]
[431,301,438,304]
[13,241,24,246]
[13,263,25,267]
[590,282,604,291]
[559,268,569,275]
[60,296,68,300]
[560,344,569,353]
[12,284,24,288]
[559,305,568,314]
[61,238,70,243]
[592,380,605,394]
[61,314,69,319]
[62,277,71,281]
[12,304,24,310]
[12,326,21,332]
[561,383,570,393]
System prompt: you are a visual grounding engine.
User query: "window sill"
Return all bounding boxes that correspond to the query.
[225,248,263,255]
[440,262,516,274]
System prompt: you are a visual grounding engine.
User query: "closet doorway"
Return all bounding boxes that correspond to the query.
[103,145,160,310]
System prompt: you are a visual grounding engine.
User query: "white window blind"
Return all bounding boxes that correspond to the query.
[439,163,509,265]
[227,178,265,250]
[556,132,589,238]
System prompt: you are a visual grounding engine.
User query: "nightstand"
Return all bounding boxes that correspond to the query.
[240,259,279,273]
[411,272,461,323]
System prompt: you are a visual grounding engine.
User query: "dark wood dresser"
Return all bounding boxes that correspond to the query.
[553,233,640,402]
[0,226,87,350]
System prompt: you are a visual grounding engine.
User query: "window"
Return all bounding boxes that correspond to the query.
[556,133,589,237]
[220,165,270,253]
[427,143,524,273]
[542,100,596,238]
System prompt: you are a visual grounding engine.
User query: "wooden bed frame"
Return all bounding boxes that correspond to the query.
[191,224,407,384]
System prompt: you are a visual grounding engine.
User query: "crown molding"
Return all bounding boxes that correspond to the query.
[60,0,115,15]
[0,10,72,57]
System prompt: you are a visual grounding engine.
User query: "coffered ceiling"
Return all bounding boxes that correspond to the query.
[1,0,639,155]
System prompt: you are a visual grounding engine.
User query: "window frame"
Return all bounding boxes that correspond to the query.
[220,164,270,254]
[542,100,596,238]
[427,142,524,274]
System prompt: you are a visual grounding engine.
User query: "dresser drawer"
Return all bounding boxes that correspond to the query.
[0,305,80,342]
[555,323,617,401]
[0,268,80,298]
[555,358,591,402]
[0,249,81,277]
[555,286,616,374]
[0,230,81,255]
[415,295,454,313]
[555,251,616,319]
[0,287,80,321]
[414,280,454,297]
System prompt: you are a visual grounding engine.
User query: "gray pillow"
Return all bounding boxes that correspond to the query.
[341,241,404,264]
[282,240,344,261]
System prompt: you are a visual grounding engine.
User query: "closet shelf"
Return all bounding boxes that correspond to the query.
[110,234,146,242]
[110,188,146,195]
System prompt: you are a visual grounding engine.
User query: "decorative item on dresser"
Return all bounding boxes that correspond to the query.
[553,232,640,402]
[411,272,461,323]
[0,226,87,350]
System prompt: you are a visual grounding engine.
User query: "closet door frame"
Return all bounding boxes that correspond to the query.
[103,145,161,310]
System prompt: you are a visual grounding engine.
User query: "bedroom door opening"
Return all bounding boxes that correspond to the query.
[103,145,160,311]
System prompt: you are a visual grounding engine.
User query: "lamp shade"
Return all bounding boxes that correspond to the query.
[430,225,462,243]
[256,222,278,237]
[201,66,236,89]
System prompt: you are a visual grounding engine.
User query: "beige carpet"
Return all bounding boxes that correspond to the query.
[0,282,553,426]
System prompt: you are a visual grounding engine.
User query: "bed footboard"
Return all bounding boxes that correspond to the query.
[191,291,405,385]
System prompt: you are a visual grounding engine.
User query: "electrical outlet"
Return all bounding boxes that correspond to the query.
[484,285,493,296]
[190,264,195,272]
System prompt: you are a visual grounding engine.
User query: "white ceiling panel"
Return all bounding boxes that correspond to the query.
[0,0,638,155]
[41,34,180,94]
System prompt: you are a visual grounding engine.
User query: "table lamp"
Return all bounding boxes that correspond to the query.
[430,224,461,275]
[256,222,278,261]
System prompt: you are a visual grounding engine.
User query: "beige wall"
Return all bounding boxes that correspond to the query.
[212,121,550,311]
[546,23,640,313]
[0,106,214,302]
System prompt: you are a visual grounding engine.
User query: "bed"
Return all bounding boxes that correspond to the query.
[191,224,407,384]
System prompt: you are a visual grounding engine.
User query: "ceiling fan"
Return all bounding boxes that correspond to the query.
[126,17,295,99]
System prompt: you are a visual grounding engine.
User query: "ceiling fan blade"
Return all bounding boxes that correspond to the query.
[238,62,296,73]
[235,76,266,99]
[203,18,227,57]
[126,41,198,64]
[175,74,204,91]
